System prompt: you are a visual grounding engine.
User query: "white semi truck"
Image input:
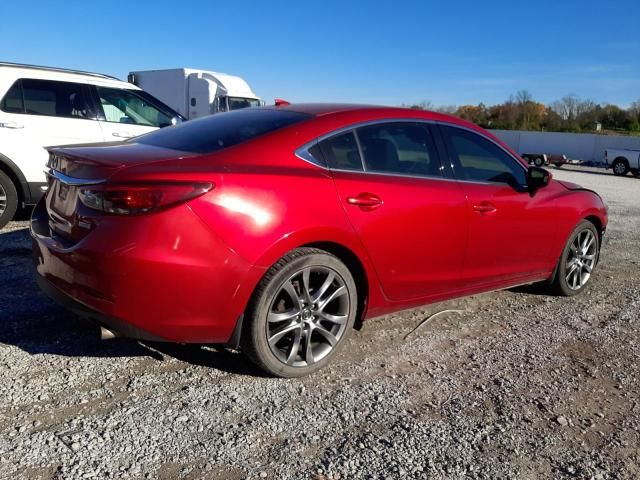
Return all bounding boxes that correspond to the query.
[128,68,262,120]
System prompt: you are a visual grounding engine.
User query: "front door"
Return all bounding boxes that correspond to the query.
[438,124,558,287]
[94,86,173,141]
[319,122,468,302]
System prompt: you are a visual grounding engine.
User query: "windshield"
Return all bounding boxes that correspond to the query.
[134,108,311,154]
[228,97,262,110]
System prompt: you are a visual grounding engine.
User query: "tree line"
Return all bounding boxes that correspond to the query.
[404,91,640,135]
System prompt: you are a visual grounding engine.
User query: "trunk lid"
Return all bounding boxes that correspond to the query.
[47,141,194,180]
[44,142,194,244]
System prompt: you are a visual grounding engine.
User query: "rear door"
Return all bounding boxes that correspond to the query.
[313,121,468,302]
[438,124,558,287]
[94,86,174,140]
[0,78,104,185]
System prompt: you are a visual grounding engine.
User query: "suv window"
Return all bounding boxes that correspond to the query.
[356,122,441,177]
[1,79,93,119]
[0,80,24,113]
[442,125,526,187]
[97,87,173,127]
[316,131,363,171]
[135,108,312,154]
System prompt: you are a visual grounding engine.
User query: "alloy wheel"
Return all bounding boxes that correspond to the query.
[266,266,350,367]
[565,229,597,290]
[0,183,6,216]
[614,162,627,175]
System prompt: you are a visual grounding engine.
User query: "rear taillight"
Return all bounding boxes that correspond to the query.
[79,182,213,215]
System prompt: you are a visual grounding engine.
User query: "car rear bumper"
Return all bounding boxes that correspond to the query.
[36,274,166,341]
[31,198,258,343]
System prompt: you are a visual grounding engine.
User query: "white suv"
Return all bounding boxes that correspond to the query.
[0,62,183,228]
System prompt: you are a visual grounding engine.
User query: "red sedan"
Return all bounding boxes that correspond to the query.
[32,104,607,377]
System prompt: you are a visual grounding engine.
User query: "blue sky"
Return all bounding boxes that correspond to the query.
[1,0,639,107]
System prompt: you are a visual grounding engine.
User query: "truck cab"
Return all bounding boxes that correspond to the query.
[128,68,262,120]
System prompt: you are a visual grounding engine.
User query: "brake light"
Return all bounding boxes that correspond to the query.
[79,182,213,215]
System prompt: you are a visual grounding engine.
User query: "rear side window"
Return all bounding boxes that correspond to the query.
[1,79,93,119]
[316,131,363,171]
[0,80,24,113]
[135,108,312,154]
[356,122,441,177]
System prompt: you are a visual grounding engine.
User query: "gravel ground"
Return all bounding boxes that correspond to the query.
[1,166,639,479]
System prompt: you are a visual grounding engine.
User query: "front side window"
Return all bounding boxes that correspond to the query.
[316,131,363,171]
[97,87,172,127]
[442,125,526,187]
[356,122,441,177]
[1,79,93,119]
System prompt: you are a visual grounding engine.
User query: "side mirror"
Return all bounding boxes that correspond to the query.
[170,116,183,126]
[527,166,551,190]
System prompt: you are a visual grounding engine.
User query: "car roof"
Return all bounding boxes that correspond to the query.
[274,102,463,123]
[0,62,139,90]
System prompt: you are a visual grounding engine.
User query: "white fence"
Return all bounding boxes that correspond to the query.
[490,129,640,165]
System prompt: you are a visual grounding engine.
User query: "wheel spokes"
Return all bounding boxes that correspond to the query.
[286,328,303,365]
[268,322,300,346]
[317,285,346,312]
[267,265,350,368]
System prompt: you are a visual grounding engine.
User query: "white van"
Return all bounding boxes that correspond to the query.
[0,62,183,228]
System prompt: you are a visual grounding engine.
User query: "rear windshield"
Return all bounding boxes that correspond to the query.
[133,108,312,153]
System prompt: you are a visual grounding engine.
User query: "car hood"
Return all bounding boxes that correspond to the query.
[557,180,584,190]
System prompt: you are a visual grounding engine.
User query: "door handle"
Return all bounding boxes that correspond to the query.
[112,132,132,138]
[0,121,24,129]
[473,201,497,214]
[346,193,383,209]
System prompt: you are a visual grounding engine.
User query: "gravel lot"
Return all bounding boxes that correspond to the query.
[1,166,639,479]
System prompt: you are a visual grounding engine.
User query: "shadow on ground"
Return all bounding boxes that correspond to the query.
[0,226,261,376]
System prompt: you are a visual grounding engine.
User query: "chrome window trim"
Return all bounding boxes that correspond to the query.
[45,169,106,186]
[294,118,529,188]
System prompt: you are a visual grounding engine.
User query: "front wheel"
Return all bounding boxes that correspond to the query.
[550,220,600,296]
[533,156,545,167]
[242,248,357,377]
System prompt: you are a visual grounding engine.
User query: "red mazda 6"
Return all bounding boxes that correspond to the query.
[32,104,607,377]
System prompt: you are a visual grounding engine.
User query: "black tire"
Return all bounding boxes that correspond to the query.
[611,158,629,176]
[533,156,545,167]
[550,220,600,296]
[554,163,563,168]
[0,170,19,230]
[632,169,640,178]
[242,247,357,377]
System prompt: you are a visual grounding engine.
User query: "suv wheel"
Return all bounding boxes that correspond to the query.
[0,171,18,229]
[242,248,357,377]
[533,156,545,167]
[612,158,629,176]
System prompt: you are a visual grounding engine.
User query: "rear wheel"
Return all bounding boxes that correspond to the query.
[242,248,357,377]
[550,220,599,296]
[612,158,629,176]
[0,171,18,230]
[533,156,545,167]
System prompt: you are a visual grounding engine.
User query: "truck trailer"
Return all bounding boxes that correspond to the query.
[128,68,262,120]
